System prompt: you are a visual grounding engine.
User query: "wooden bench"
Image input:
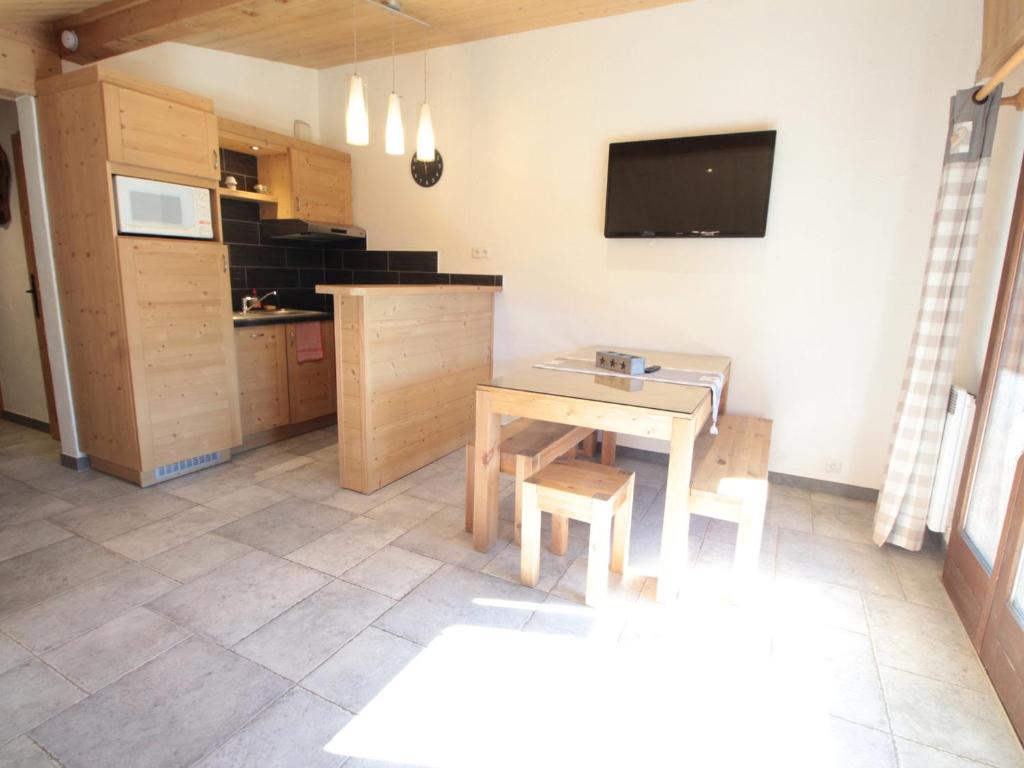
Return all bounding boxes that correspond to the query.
[465,419,595,542]
[689,414,772,583]
[520,458,635,606]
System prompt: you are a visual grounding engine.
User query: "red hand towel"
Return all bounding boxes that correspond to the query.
[294,321,324,363]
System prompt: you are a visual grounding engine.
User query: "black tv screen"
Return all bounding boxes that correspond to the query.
[604,130,776,238]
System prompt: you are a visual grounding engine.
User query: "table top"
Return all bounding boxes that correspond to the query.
[484,346,731,417]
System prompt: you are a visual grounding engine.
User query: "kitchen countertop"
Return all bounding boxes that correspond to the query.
[232,309,333,327]
[316,284,502,297]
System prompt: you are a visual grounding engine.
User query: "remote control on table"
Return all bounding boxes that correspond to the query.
[644,365,661,374]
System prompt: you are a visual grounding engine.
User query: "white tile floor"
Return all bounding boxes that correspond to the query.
[0,419,1022,767]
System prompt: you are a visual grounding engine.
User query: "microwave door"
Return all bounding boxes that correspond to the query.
[114,176,213,240]
[128,189,195,235]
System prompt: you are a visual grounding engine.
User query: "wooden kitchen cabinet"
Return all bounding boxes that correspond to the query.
[104,83,220,180]
[118,237,241,476]
[235,326,290,435]
[286,321,336,423]
[259,147,353,224]
[235,320,336,443]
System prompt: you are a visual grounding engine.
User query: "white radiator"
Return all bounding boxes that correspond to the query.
[927,385,976,535]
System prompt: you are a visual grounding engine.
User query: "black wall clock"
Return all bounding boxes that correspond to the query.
[411,150,443,187]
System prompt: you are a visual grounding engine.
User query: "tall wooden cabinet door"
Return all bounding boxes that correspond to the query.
[235,326,290,436]
[290,149,352,223]
[104,84,220,180]
[118,237,241,473]
[286,321,336,423]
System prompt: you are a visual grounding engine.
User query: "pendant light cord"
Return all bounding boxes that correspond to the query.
[423,50,427,102]
[391,16,396,92]
[352,0,359,74]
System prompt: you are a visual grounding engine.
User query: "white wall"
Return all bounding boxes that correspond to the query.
[96,42,320,140]
[317,0,981,488]
[0,99,48,422]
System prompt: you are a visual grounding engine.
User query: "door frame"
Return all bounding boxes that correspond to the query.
[10,130,59,439]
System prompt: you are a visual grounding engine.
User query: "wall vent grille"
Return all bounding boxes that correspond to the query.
[154,452,221,480]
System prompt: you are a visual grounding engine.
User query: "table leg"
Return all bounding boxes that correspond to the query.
[656,417,696,603]
[473,389,502,552]
[600,432,617,466]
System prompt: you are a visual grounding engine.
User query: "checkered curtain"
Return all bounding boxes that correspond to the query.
[874,86,1002,550]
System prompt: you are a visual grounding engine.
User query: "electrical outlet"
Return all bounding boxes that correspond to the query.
[471,247,488,260]
[826,460,842,475]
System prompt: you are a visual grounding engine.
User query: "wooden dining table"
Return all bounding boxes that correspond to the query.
[471,346,732,603]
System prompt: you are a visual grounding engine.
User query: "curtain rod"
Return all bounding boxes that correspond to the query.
[976,42,1024,104]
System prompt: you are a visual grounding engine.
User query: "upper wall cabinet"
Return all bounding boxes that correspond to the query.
[981,0,1024,78]
[260,148,353,224]
[104,83,220,180]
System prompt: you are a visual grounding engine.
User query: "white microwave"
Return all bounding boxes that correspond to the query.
[114,176,214,240]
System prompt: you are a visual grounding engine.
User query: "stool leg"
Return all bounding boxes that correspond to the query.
[580,433,597,457]
[733,485,767,592]
[464,445,475,532]
[514,455,529,546]
[600,432,618,466]
[611,474,634,575]
[550,514,569,556]
[520,482,541,588]
[585,504,612,607]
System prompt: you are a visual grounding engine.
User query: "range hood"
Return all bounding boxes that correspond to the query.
[260,219,366,243]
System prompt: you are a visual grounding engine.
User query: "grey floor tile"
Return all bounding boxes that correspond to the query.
[44,607,191,692]
[32,638,289,768]
[374,564,538,646]
[776,529,903,597]
[1,564,177,653]
[888,544,953,611]
[0,537,127,618]
[342,546,442,599]
[363,494,444,529]
[49,489,193,542]
[0,736,60,767]
[811,499,876,545]
[772,574,869,635]
[0,632,31,674]
[0,520,72,563]
[288,517,404,576]
[302,626,421,713]
[404,469,467,507]
[482,537,583,593]
[765,493,813,532]
[144,533,253,582]
[197,687,349,768]
[880,665,1024,767]
[0,493,73,530]
[160,464,260,505]
[0,659,85,743]
[825,717,896,768]
[865,594,990,693]
[216,499,352,556]
[260,461,341,501]
[103,506,237,561]
[235,581,393,681]
[150,550,330,645]
[204,484,289,514]
[321,479,412,515]
[894,738,993,768]
[773,625,888,731]
[392,505,510,571]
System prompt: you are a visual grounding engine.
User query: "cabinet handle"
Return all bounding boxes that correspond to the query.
[213,149,220,170]
[250,332,265,338]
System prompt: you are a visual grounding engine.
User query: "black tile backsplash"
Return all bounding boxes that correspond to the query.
[221,151,501,312]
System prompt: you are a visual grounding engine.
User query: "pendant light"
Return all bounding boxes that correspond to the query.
[384,16,405,155]
[346,1,369,146]
[415,50,436,161]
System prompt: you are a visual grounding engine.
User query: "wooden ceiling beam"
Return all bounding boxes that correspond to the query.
[53,0,249,63]
[0,23,60,97]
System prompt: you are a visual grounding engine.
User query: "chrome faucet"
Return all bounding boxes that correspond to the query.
[241,290,277,314]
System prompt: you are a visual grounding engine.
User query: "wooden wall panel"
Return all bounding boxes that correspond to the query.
[0,25,59,97]
[981,0,1024,78]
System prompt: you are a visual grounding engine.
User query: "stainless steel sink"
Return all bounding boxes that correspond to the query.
[232,308,330,324]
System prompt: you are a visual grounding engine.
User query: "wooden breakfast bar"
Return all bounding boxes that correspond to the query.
[317,283,501,493]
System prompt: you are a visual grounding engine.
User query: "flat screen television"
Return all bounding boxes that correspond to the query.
[604,129,776,238]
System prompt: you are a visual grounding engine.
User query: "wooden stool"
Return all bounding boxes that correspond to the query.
[520,459,635,607]
[689,415,772,585]
[465,419,594,542]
